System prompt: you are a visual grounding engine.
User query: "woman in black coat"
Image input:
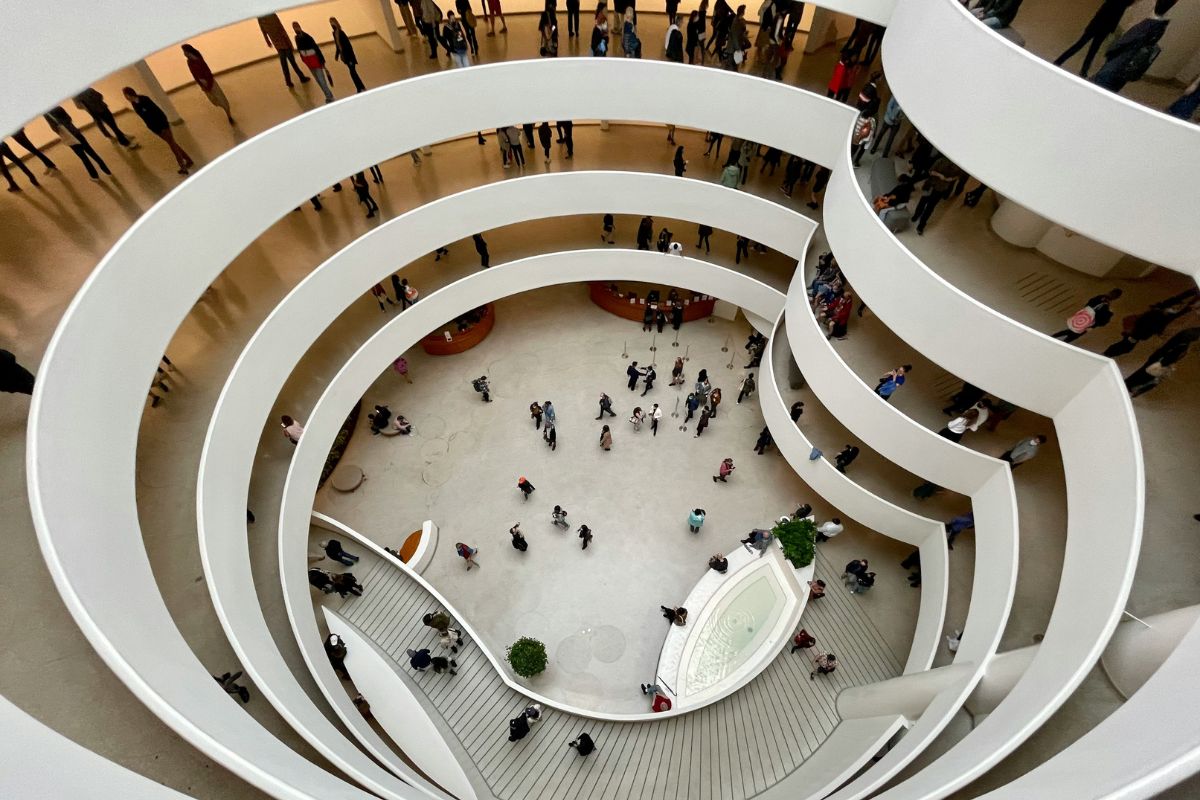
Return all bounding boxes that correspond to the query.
[673,146,687,177]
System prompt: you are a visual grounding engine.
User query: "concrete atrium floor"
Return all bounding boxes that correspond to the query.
[2,3,1200,799]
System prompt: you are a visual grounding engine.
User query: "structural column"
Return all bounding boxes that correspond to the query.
[133,60,181,125]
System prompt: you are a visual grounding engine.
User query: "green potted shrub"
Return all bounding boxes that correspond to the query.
[773,517,817,569]
[506,636,548,679]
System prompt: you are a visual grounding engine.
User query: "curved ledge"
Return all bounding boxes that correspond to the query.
[821,133,1144,799]
[760,312,948,675]
[885,0,1200,274]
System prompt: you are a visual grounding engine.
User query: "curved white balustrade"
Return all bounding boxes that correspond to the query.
[821,139,1144,800]
[0,697,191,800]
[760,314,948,675]
[25,55,1148,800]
[885,0,1200,275]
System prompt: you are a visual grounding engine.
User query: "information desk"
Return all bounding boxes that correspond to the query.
[419,303,495,356]
[589,282,716,324]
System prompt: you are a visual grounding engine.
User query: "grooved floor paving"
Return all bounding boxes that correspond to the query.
[332,548,902,800]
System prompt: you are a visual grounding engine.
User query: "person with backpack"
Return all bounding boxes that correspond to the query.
[472,375,491,402]
[443,11,472,67]
[1052,289,1123,343]
[1092,0,1176,93]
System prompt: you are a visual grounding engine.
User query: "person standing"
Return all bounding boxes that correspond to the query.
[486,0,510,35]
[688,508,706,533]
[444,12,472,68]
[330,17,367,92]
[472,233,490,267]
[543,399,556,429]
[400,278,419,308]
[1054,0,1135,77]
[292,22,335,102]
[182,45,235,124]
[627,361,644,391]
[530,401,544,429]
[811,652,838,679]
[650,403,662,436]
[834,444,859,473]
[72,88,138,149]
[815,517,843,542]
[670,356,685,386]
[510,523,528,551]
[737,372,755,403]
[1092,0,1175,93]
[1000,435,1047,469]
[842,558,868,588]
[394,0,420,35]
[537,121,553,164]
[578,525,593,549]
[503,125,525,168]
[455,0,482,55]
[684,392,700,423]
[1051,290,1122,343]
[552,505,570,528]
[713,457,735,482]
[123,88,194,175]
[281,415,305,444]
[874,365,910,401]
[637,216,654,250]
[43,106,111,181]
[351,172,378,218]
[790,400,805,422]
[913,158,963,235]
[753,426,772,454]
[566,0,581,37]
[568,732,596,755]
[599,425,613,450]
[591,10,610,55]
[325,635,350,679]
[708,387,722,417]
[455,541,479,569]
[665,14,684,61]
[0,350,36,394]
[420,0,447,58]
[258,14,310,87]
[686,8,705,64]
[0,139,40,191]
[694,407,712,437]
[672,145,687,177]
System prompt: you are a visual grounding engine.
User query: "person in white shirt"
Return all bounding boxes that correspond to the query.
[816,517,843,542]
[651,403,663,436]
[281,414,305,444]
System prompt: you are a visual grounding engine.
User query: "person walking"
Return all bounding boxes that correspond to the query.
[790,628,816,654]
[719,157,741,189]
[258,14,309,87]
[182,45,235,124]
[454,0,481,55]
[0,350,36,394]
[599,425,613,450]
[938,406,983,443]
[695,223,713,253]
[668,356,685,387]
[713,457,735,483]
[510,523,529,551]
[672,145,687,177]
[443,12,472,68]
[408,648,434,672]
[810,651,838,679]
[281,415,305,444]
[1051,290,1122,342]
[330,572,363,597]
[508,712,531,741]
[530,401,544,429]
[709,387,723,417]
[688,508,706,533]
[43,106,111,181]
[552,505,569,528]
[753,426,773,454]
[291,22,335,102]
[123,88,194,174]
[472,233,490,267]
[0,139,41,191]
[503,125,525,169]
[352,172,379,218]
[601,213,615,243]
[455,541,479,569]
[543,400,556,428]
[683,392,700,423]
[568,733,596,755]
[1000,435,1047,469]
[1054,0,1135,77]
[399,278,419,308]
[789,400,805,422]
[650,403,663,436]
[596,392,616,419]
[578,525,593,549]
[72,88,138,149]
[517,476,536,500]
[330,17,367,92]
[737,372,756,403]
[944,512,975,550]
[834,444,859,473]
[913,158,964,235]
[320,539,360,566]
[370,283,394,311]
[734,234,751,264]
[816,517,843,542]
[419,0,447,58]
[694,407,712,438]
[325,634,350,679]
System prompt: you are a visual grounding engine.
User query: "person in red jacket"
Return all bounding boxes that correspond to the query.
[182,45,235,125]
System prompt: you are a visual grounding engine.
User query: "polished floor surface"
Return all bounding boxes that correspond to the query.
[2,4,1199,799]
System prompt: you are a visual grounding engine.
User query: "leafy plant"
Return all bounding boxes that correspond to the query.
[773,517,817,568]
[506,636,548,678]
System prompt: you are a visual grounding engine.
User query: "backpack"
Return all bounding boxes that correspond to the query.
[1123,44,1160,81]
